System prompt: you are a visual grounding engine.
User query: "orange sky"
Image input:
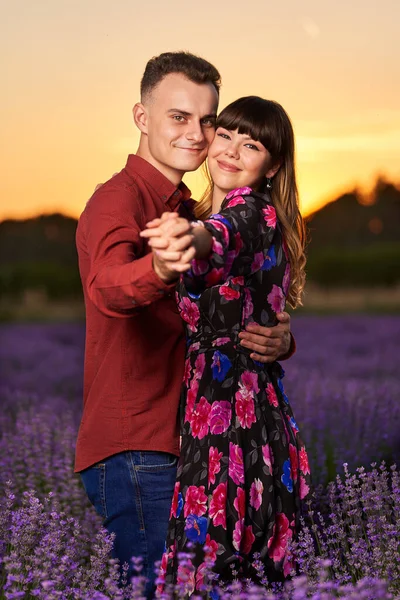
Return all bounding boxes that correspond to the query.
[1,0,399,221]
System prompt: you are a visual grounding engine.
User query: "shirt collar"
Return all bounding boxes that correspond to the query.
[125,154,192,210]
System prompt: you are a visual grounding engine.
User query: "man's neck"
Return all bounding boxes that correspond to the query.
[136,143,184,187]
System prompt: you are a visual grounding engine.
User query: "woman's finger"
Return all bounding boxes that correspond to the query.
[168,234,194,252]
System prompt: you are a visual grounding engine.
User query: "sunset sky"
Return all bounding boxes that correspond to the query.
[1,0,399,221]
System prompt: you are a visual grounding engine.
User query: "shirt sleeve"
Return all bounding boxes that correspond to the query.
[82,185,176,318]
[183,192,278,292]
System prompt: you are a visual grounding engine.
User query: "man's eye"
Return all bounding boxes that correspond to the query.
[202,118,216,127]
[173,115,185,122]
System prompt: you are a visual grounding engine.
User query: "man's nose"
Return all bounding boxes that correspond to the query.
[186,122,205,143]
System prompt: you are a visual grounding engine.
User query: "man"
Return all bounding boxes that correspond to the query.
[75,52,294,597]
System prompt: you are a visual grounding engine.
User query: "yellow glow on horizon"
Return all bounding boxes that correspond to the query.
[1,0,399,222]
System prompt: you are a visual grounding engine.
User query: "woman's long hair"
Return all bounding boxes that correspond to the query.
[194,96,306,308]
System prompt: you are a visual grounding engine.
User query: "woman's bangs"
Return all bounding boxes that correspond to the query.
[217,101,277,155]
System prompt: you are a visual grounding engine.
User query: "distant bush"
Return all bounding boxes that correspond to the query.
[306,242,400,287]
[0,262,82,300]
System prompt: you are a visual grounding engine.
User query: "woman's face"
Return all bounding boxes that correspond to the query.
[208,127,279,193]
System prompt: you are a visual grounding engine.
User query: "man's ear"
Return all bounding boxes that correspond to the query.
[133,102,148,134]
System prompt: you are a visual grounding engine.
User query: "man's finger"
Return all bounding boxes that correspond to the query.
[250,352,273,364]
[147,237,170,249]
[168,234,194,252]
[276,311,291,323]
[154,249,183,261]
[180,246,196,263]
[240,339,278,354]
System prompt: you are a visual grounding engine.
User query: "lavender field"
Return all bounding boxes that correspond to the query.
[1,316,400,599]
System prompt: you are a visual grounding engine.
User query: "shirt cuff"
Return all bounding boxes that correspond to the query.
[133,253,178,303]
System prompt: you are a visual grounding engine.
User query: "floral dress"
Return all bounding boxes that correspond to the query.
[158,187,310,594]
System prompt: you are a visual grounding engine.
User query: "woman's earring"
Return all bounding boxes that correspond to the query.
[265,177,273,190]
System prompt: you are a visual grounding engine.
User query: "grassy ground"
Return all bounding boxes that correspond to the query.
[0,284,399,322]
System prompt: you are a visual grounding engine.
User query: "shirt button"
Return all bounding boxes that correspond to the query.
[132,300,136,305]
[162,194,167,200]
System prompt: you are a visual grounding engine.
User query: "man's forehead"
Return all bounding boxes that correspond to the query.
[151,73,219,112]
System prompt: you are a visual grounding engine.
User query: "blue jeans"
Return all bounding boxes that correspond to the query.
[80,451,178,598]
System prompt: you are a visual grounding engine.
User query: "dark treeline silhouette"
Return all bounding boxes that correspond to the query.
[0,177,399,300]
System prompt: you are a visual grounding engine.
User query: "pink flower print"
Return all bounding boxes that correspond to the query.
[241,371,260,393]
[251,252,264,272]
[299,447,311,475]
[267,284,285,314]
[192,258,209,276]
[208,446,223,486]
[233,487,246,519]
[226,196,246,208]
[226,186,252,199]
[289,444,299,482]
[283,262,291,296]
[243,288,254,320]
[184,381,198,423]
[209,401,231,435]
[232,518,244,552]
[177,559,195,595]
[219,283,240,301]
[212,238,224,256]
[188,341,200,354]
[263,205,277,228]
[267,513,293,563]
[205,268,225,286]
[212,337,231,347]
[299,475,310,499]
[234,232,244,256]
[208,219,230,246]
[231,276,244,286]
[194,353,206,380]
[178,297,200,332]
[195,562,207,590]
[233,519,255,554]
[235,389,256,429]
[209,482,227,528]
[262,444,274,473]
[183,358,192,387]
[170,482,181,518]
[204,533,218,562]
[222,250,236,279]
[190,396,211,439]
[249,478,263,511]
[266,382,279,407]
[229,442,244,485]
[184,485,208,518]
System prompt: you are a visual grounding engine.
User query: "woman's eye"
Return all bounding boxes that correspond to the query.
[245,144,259,151]
[217,133,230,139]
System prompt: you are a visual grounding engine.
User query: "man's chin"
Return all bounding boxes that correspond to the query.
[174,158,206,173]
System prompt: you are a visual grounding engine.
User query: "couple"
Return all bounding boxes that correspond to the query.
[75,51,309,598]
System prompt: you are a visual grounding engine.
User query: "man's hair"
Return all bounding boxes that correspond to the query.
[140,51,221,101]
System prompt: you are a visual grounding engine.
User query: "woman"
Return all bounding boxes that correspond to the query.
[141,97,310,593]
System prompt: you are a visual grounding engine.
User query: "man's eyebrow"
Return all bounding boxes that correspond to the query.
[167,109,192,116]
[167,109,217,120]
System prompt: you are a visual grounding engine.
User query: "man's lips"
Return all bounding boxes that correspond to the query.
[217,160,241,172]
[177,147,205,153]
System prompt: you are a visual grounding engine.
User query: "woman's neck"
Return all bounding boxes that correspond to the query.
[211,186,228,214]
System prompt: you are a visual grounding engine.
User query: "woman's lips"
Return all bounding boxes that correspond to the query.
[217,160,241,172]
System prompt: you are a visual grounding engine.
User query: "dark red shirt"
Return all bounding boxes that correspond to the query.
[75,155,192,472]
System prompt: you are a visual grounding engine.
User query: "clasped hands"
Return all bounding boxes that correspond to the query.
[140,212,202,283]
[140,212,293,363]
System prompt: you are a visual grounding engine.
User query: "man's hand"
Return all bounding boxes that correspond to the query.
[140,213,196,283]
[238,312,292,363]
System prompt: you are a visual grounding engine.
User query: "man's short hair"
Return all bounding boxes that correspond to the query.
[140,51,221,101]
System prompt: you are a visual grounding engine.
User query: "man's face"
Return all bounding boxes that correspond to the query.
[140,73,219,181]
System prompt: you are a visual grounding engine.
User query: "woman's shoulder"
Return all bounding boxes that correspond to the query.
[221,186,273,210]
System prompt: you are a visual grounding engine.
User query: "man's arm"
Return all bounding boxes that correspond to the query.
[83,187,178,318]
[238,312,295,363]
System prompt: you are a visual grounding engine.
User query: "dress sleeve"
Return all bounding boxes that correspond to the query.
[182,190,278,293]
